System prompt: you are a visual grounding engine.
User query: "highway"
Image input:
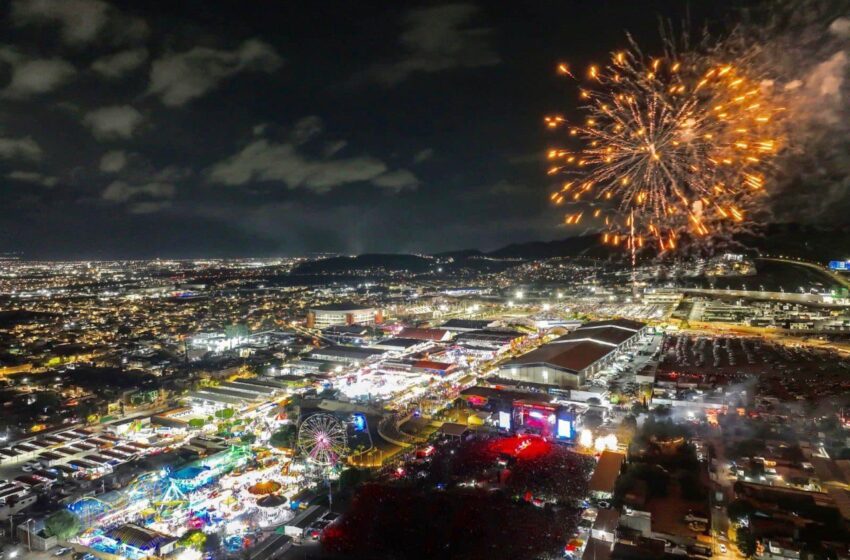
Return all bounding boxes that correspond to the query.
[759,257,850,291]
[680,257,850,307]
[681,287,846,307]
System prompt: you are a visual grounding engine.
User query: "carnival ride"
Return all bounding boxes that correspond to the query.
[297,413,348,468]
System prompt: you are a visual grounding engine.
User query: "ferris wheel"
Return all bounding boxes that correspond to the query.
[297,413,348,467]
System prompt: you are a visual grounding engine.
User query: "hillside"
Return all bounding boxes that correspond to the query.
[289,224,849,275]
[291,253,434,274]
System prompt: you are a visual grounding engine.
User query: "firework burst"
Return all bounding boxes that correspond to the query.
[547,41,787,253]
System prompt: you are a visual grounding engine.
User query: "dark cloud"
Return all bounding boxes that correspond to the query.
[7,170,57,187]
[207,118,419,193]
[0,48,76,97]
[91,48,148,78]
[413,148,434,163]
[11,0,148,46]
[101,180,175,215]
[0,137,43,161]
[11,0,110,45]
[208,138,392,193]
[148,39,282,106]
[99,150,128,173]
[362,3,499,86]
[371,169,419,192]
[83,105,144,139]
[290,116,325,145]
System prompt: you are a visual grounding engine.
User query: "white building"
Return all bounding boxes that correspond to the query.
[306,303,381,329]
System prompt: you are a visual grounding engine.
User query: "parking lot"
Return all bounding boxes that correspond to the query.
[586,333,663,393]
[659,335,850,400]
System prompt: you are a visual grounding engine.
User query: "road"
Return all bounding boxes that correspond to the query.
[759,257,850,291]
[685,320,850,355]
[708,434,743,560]
[681,287,845,307]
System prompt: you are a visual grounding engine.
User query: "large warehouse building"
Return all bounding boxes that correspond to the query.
[497,319,646,389]
[306,303,383,329]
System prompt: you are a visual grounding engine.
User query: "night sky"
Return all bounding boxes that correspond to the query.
[0,0,745,258]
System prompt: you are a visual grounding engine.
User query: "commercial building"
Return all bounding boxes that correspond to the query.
[497,319,646,389]
[397,327,453,342]
[440,318,498,332]
[104,524,177,558]
[307,345,387,365]
[185,379,287,412]
[371,337,432,354]
[306,303,383,329]
[321,324,382,345]
[454,329,526,357]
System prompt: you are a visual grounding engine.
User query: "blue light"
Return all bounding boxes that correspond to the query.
[352,413,367,432]
[557,419,572,440]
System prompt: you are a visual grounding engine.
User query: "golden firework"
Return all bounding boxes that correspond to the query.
[547,45,786,252]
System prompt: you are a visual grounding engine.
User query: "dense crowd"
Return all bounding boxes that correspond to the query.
[322,434,595,559]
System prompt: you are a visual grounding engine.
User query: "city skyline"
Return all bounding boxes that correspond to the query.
[2,2,850,559]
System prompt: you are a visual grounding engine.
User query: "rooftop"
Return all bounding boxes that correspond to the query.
[440,318,496,331]
[311,303,376,312]
[398,327,451,341]
[589,451,625,494]
[504,339,615,374]
[460,385,553,404]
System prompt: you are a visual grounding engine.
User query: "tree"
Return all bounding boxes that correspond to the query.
[731,438,766,459]
[188,418,205,429]
[270,425,297,449]
[678,471,706,501]
[215,408,235,420]
[727,499,755,523]
[204,533,221,554]
[45,509,82,540]
[736,527,756,557]
[631,402,648,415]
[77,400,100,421]
[179,529,207,550]
[652,404,672,417]
[583,413,603,430]
[617,415,638,442]
[339,467,371,490]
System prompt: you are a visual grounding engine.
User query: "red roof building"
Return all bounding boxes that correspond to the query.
[398,327,453,342]
[412,359,457,375]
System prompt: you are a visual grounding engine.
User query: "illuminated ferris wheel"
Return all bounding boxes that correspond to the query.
[297,413,348,467]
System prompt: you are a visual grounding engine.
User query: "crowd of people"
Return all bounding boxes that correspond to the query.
[322,433,594,559]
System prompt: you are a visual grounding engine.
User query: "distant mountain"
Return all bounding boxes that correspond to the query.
[489,224,850,262]
[291,253,434,274]
[487,234,612,260]
[435,249,484,259]
[290,224,849,275]
[737,223,850,263]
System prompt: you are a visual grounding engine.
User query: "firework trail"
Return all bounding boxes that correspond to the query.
[547,39,787,253]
